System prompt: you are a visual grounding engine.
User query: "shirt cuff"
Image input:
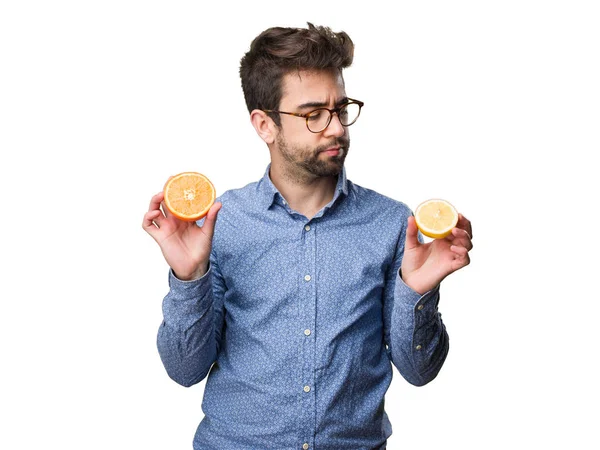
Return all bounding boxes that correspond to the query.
[161,264,214,327]
[395,269,440,316]
[167,264,212,300]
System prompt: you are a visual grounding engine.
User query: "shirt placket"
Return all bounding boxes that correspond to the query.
[300,219,317,449]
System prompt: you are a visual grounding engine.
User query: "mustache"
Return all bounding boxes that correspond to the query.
[316,138,350,153]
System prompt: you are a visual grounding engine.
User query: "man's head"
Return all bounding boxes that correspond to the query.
[240,23,359,181]
[239,23,354,123]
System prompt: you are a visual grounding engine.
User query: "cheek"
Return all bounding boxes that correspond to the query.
[281,126,319,149]
[286,124,309,141]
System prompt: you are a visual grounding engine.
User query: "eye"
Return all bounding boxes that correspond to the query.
[307,109,326,121]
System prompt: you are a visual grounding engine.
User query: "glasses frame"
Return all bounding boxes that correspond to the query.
[263,98,364,133]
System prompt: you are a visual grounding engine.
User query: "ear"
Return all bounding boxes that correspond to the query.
[250,109,277,144]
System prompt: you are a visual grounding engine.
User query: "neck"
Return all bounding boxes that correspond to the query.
[269,162,339,220]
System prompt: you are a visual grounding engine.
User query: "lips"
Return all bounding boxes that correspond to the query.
[321,146,341,156]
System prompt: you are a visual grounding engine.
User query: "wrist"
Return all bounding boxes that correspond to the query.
[399,269,433,296]
[174,262,209,281]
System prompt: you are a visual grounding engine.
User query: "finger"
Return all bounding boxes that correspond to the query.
[200,202,223,240]
[148,192,164,212]
[142,209,163,237]
[448,227,473,250]
[160,201,171,219]
[456,213,473,239]
[405,216,420,251]
[144,192,167,230]
[450,249,470,270]
[158,176,176,217]
[146,192,169,225]
[450,244,469,256]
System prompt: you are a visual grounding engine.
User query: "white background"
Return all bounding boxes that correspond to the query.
[1,1,599,449]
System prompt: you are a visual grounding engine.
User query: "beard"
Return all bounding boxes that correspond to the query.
[276,133,350,179]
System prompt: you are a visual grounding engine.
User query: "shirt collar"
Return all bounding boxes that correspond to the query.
[257,163,349,211]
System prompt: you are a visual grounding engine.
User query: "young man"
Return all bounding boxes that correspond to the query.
[143,23,473,450]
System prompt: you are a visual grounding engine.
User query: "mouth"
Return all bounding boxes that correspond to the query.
[321,146,342,157]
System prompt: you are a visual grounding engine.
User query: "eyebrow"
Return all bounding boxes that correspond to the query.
[296,97,349,110]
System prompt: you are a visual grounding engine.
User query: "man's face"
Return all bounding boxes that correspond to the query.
[273,69,350,179]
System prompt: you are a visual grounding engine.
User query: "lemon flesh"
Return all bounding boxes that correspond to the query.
[414,199,458,239]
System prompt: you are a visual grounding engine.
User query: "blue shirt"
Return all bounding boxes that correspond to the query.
[157,165,449,450]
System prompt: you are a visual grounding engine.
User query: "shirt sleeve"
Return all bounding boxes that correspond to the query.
[156,252,227,387]
[382,226,450,387]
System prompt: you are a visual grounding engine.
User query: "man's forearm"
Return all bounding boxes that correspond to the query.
[389,274,449,386]
[156,268,218,387]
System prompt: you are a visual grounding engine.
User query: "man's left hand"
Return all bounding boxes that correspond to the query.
[401,213,473,295]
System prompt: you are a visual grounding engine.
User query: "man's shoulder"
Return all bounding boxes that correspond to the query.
[216,179,261,206]
[206,180,263,247]
[217,181,258,201]
[348,179,413,218]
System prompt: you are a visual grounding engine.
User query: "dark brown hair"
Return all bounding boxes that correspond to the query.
[239,23,354,125]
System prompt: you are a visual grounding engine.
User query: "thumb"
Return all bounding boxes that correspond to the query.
[405,216,420,251]
[200,202,222,240]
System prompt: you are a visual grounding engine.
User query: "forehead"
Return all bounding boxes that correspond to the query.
[279,69,346,108]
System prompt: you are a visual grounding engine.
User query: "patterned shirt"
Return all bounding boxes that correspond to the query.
[157,165,449,450]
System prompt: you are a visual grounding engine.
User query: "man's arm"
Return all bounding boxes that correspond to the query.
[383,206,472,385]
[157,254,226,388]
[142,191,224,388]
[385,271,449,386]
[382,230,450,387]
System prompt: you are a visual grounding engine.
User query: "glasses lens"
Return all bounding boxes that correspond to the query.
[339,103,361,126]
[306,109,331,132]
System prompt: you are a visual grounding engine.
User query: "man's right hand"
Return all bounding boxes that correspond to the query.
[142,191,222,281]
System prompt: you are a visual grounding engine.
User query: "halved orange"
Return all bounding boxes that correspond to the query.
[414,199,458,239]
[163,172,216,222]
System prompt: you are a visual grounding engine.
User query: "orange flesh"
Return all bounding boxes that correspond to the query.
[164,173,215,221]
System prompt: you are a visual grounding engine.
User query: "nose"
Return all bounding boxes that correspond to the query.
[324,112,346,138]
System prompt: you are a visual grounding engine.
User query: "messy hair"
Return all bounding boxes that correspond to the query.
[239,23,354,125]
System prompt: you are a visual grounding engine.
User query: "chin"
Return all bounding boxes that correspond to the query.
[308,161,344,178]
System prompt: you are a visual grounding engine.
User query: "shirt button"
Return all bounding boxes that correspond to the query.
[304,274,311,282]
[417,304,424,311]
[415,344,422,351]
[303,444,309,450]
[304,329,311,336]
[305,225,311,231]
[303,385,311,393]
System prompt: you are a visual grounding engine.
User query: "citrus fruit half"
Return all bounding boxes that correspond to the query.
[414,199,458,239]
[163,172,216,222]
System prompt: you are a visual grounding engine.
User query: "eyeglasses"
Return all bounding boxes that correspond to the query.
[263,98,364,133]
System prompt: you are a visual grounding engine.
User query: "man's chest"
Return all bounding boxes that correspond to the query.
[215,217,395,326]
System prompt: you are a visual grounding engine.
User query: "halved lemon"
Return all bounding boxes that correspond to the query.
[414,199,458,239]
[163,172,216,222]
